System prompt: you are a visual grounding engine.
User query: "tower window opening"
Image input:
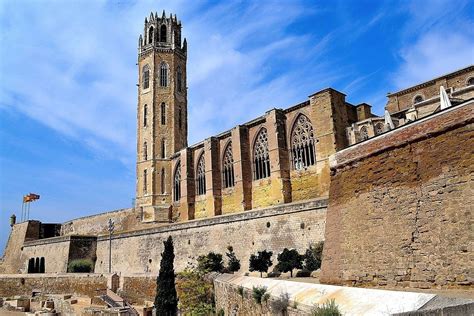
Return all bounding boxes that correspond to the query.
[177,67,183,92]
[253,128,270,180]
[161,139,166,158]
[148,26,154,44]
[468,77,474,86]
[222,142,235,188]
[161,102,166,125]
[160,63,168,87]
[291,114,316,170]
[143,141,148,160]
[160,24,167,42]
[178,109,182,130]
[161,168,165,194]
[174,162,181,202]
[143,169,148,194]
[143,104,148,127]
[142,65,150,89]
[196,153,206,195]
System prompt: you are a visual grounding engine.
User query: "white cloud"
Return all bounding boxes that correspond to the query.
[0,0,334,166]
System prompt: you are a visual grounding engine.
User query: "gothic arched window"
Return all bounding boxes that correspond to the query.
[174,162,181,202]
[161,168,165,194]
[142,65,150,89]
[222,142,235,188]
[143,169,148,194]
[161,138,166,158]
[177,67,183,92]
[160,24,167,42]
[143,104,148,127]
[160,63,168,87]
[414,95,424,104]
[196,153,206,195]
[374,122,384,135]
[148,26,154,44]
[253,128,270,180]
[468,77,474,86]
[143,141,148,160]
[161,102,166,125]
[359,126,369,142]
[291,114,316,170]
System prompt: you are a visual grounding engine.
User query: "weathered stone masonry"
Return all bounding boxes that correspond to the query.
[320,102,474,289]
[16,199,326,274]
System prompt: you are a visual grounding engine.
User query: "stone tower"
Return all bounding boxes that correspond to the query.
[136,11,188,222]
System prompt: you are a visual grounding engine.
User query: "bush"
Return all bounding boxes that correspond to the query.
[304,241,324,271]
[275,248,303,277]
[226,246,241,272]
[312,299,341,316]
[197,252,224,273]
[252,286,269,305]
[176,269,214,315]
[249,250,273,277]
[68,259,93,273]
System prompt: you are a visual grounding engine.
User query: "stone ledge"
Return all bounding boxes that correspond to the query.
[23,235,97,248]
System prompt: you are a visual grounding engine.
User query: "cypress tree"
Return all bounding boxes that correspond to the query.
[154,236,178,315]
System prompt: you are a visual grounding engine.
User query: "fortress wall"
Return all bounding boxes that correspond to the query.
[60,207,154,236]
[93,198,327,274]
[0,274,108,298]
[320,103,474,289]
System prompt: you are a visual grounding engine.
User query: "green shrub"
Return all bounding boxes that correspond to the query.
[312,299,341,316]
[236,286,244,298]
[68,259,93,273]
[197,252,224,273]
[252,286,269,305]
[304,241,324,271]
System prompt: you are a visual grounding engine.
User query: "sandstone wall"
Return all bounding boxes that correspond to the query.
[320,103,474,289]
[94,199,326,274]
[60,207,157,236]
[0,274,108,298]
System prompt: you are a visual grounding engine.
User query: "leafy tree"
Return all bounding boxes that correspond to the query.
[249,250,273,277]
[176,269,214,315]
[226,246,241,272]
[197,252,224,273]
[304,241,324,272]
[275,248,303,277]
[155,236,178,315]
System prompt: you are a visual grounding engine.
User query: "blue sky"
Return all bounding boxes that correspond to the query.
[0,0,473,252]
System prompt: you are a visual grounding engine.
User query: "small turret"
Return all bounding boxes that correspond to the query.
[139,10,184,54]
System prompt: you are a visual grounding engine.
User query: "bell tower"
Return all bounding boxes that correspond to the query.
[136,11,188,222]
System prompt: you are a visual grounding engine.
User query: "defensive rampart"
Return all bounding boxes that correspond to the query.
[320,102,474,288]
[14,199,326,275]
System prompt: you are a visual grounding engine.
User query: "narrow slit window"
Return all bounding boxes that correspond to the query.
[161,103,166,125]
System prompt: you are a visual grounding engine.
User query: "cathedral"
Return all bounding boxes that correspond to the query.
[135,11,474,223]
